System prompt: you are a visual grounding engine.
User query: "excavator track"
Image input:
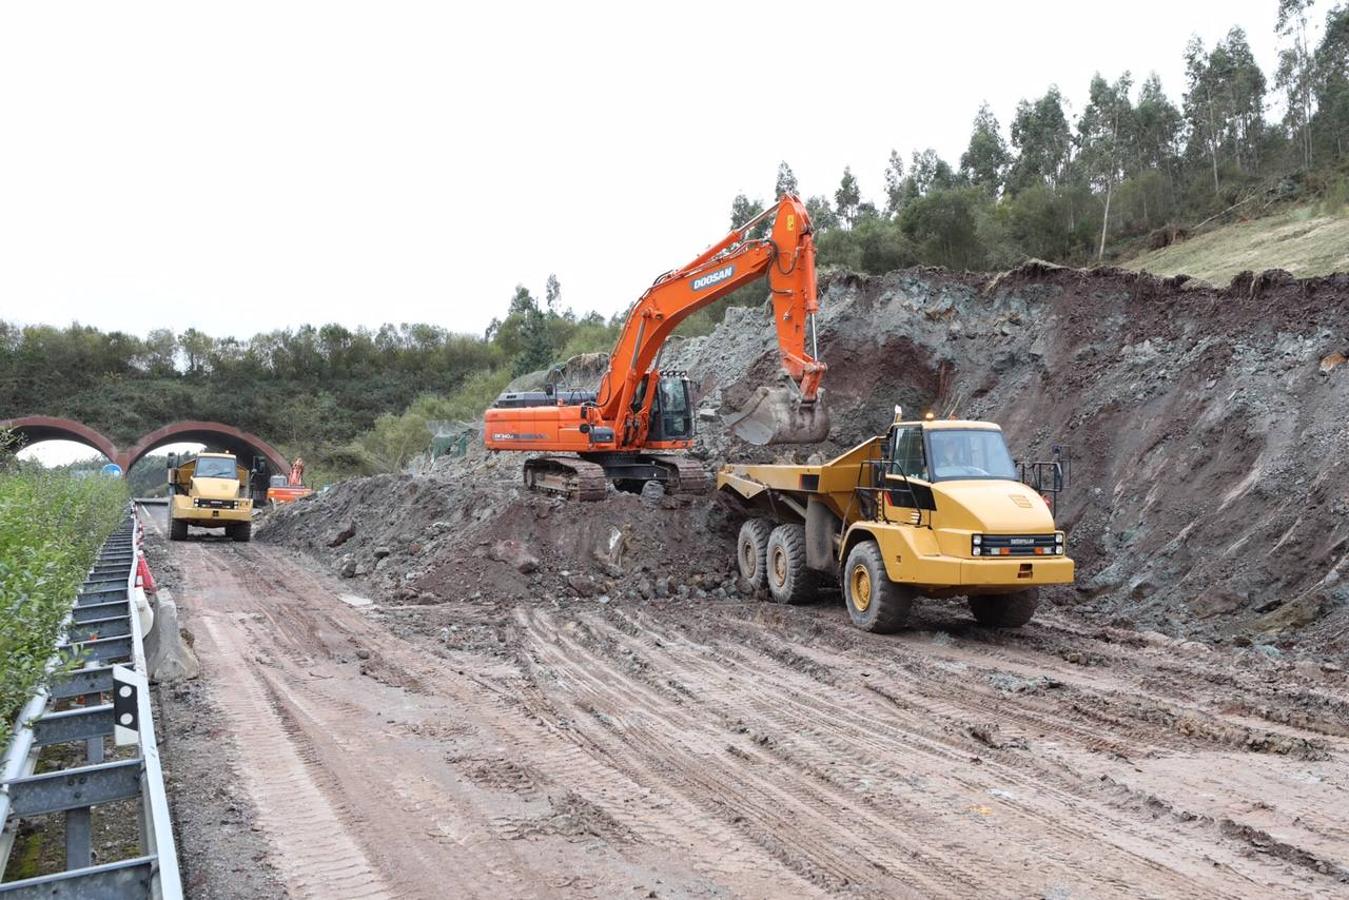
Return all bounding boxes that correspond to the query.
[522,456,608,502]
[649,454,712,497]
[521,454,709,502]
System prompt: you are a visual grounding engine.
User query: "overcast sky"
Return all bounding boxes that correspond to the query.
[1,1,1282,343]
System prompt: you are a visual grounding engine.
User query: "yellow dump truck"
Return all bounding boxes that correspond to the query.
[167,452,254,542]
[717,415,1073,632]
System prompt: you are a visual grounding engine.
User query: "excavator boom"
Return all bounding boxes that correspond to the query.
[596,195,825,442]
[484,194,830,498]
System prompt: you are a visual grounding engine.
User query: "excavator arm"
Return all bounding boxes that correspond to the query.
[595,194,826,446]
[483,194,829,498]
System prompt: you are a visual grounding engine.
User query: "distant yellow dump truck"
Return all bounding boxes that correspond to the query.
[167,452,253,542]
[717,416,1073,632]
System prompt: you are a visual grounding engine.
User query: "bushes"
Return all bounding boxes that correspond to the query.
[0,458,127,750]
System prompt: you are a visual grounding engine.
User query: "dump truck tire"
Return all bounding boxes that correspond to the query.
[766,524,815,605]
[968,590,1039,628]
[843,540,912,633]
[170,519,188,542]
[736,519,774,592]
[231,521,252,543]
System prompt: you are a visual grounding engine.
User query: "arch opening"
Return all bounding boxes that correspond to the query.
[15,439,114,468]
[122,421,290,476]
[1,417,120,468]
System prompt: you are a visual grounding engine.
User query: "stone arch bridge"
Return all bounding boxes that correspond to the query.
[0,416,290,477]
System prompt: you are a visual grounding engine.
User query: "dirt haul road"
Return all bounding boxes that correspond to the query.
[145,510,1349,899]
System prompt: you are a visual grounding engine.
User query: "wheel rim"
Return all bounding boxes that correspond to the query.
[741,540,756,577]
[850,563,872,612]
[771,546,787,587]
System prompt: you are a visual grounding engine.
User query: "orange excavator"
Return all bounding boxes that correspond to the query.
[483,194,829,500]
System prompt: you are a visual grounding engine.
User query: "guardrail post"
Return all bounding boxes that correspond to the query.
[64,662,105,871]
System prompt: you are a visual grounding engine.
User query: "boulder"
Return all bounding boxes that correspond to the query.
[568,574,597,597]
[490,539,539,574]
[328,522,356,548]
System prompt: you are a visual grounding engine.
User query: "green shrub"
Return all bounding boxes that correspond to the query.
[0,457,127,750]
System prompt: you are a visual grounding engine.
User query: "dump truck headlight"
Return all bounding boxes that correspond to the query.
[1055,546,1064,555]
[1055,532,1064,544]
[972,547,982,556]
[972,535,982,546]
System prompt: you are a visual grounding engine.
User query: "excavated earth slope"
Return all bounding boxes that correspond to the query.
[260,264,1349,656]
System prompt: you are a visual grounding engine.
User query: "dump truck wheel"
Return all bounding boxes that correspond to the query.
[736,519,774,592]
[843,541,912,633]
[170,519,188,542]
[968,590,1039,628]
[231,521,252,543]
[766,524,814,605]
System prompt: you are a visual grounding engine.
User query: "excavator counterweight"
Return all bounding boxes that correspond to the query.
[484,195,830,499]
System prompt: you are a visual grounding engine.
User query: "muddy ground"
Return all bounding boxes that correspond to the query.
[148,502,1349,898]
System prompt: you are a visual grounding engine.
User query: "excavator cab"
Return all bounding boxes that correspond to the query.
[647,373,694,442]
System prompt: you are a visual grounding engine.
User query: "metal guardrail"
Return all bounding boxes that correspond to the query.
[0,509,182,898]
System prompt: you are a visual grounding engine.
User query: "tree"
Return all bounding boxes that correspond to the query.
[1008,87,1073,193]
[1184,35,1226,195]
[179,328,214,376]
[899,187,984,270]
[1185,28,1268,194]
[774,161,799,199]
[1077,73,1134,259]
[1277,0,1318,168]
[545,273,561,312]
[1131,74,1183,176]
[883,149,906,216]
[960,103,1011,196]
[834,167,861,228]
[139,329,177,377]
[729,193,768,238]
[909,149,955,196]
[804,195,840,231]
[1313,2,1349,159]
[1222,27,1268,176]
[514,287,554,376]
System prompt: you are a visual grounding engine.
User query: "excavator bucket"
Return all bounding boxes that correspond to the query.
[722,386,831,446]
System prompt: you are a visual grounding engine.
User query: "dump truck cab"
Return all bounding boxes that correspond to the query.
[166,451,254,542]
[717,417,1073,632]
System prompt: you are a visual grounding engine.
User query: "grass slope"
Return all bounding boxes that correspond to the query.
[1125,206,1349,285]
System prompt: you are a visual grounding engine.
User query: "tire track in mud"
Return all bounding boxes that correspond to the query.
[175,542,564,900]
[194,612,394,900]
[175,534,809,899]
[512,611,945,897]
[559,603,1349,894]
[160,509,1348,898]
[514,608,1236,898]
[545,609,1240,896]
[711,612,1349,886]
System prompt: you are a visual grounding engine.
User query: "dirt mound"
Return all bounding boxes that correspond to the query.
[260,264,1349,655]
[258,448,742,611]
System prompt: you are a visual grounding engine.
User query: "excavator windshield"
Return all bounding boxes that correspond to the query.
[927,429,1017,481]
[649,376,693,441]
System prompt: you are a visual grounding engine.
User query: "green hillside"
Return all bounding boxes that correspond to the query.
[1125,206,1349,285]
